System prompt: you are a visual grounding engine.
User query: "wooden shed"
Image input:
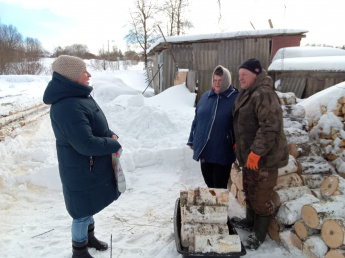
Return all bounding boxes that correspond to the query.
[147,29,307,102]
[268,47,345,98]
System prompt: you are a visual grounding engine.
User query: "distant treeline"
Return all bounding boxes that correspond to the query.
[0,21,142,75]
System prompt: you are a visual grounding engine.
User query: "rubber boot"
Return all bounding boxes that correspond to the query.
[87,223,108,251]
[245,214,272,250]
[230,201,254,232]
[72,240,93,258]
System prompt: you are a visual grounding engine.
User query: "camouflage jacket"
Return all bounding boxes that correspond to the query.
[233,70,289,169]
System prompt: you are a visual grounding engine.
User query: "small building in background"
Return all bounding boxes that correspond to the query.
[147,29,307,102]
[268,47,345,98]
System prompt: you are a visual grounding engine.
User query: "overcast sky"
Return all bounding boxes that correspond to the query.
[0,0,344,55]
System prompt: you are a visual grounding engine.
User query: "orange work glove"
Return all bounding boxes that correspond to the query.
[233,143,236,152]
[247,151,261,170]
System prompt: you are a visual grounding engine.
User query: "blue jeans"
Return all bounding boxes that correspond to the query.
[71,216,94,242]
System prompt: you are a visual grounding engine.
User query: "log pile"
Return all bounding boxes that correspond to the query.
[229,92,345,257]
[309,96,345,178]
[179,187,242,253]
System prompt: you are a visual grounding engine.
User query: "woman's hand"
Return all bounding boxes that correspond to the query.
[112,135,119,140]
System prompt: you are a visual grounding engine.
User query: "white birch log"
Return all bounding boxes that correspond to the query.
[326,249,345,258]
[296,142,325,158]
[302,174,329,189]
[294,220,320,240]
[282,104,306,123]
[180,191,188,207]
[187,187,229,206]
[301,196,345,229]
[274,173,304,191]
[194,234,242,253]
[180,222,228,247]
[321,175,345,198]
[303,235,328,258]
[284,127,309,145]
[279,230,302,252]
[298,156,333,175]
[276,194,319,226]
[311,189,322,199]
[278,155,298,177]
[272,186,312,208]
[182,205,228,224]
[321,219,345,249]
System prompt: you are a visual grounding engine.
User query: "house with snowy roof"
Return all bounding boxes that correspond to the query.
[268,47,345,98]
[147,29,308,101]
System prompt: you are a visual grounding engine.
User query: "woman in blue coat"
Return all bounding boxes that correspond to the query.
[187,65,238,189]
[43,55,121,258]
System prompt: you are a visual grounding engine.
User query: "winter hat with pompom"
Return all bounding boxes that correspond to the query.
[52,55,86,82]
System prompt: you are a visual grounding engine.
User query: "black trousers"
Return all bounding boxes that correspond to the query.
[200,162,231,189]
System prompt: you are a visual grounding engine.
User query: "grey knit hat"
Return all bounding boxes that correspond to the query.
[52,55,86,82]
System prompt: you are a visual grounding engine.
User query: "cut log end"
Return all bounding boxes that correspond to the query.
[301,205,320,229]
[268,218,281,242]
[325,249,345,258]
[321,219,345,249]
[295,221,308,239]
[321,175,339,197]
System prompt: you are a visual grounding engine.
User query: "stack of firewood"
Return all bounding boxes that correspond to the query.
[179,187,242,253]
[294,174,345,257]
[308,96,345,178]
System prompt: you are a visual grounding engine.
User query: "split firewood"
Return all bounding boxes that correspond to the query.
[274,173,304,191]
[301,174,330,189]
[294,220,320,240]
[297,156,332,175]
[325,248,345,258]
[288,143,298,158]
[180,223,228,247]
[230,184,237,198]
[237,190,245,208]
[296,142,325,158]
[272,186,312,208]
[268,217,286,242]
[278,155,298,177]
[279,230,302,252]
[320,175,345,198]
[277,92,297,105]
[321,219,345,249]
[302,235,329,258]
[301,196,345,229]
[284,127,309,145]
[194,234,242,253]
[182,205,228,224]
[276,194,319,226]
[187,188,229,206]
[311,189,322,199]
[230,164,243,191]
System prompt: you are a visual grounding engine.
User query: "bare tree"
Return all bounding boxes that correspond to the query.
[125,0,159,68]
[160,0,193,36]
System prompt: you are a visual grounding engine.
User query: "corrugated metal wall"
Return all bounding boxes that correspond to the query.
[150,36,275,100]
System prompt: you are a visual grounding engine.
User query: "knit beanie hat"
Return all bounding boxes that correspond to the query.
[239,58,262,75]
[52,55,86,82]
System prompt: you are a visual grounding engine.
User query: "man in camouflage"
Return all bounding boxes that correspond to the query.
[231,58,289,250]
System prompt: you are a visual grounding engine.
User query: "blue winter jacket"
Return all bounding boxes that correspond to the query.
[43,72,121,219]
[187,85,238,165]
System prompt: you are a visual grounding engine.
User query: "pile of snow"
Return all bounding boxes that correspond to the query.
[269,47,345,71]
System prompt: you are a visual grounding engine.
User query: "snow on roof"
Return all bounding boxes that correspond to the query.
[268,55,345,72]
[272,46,345,61]
[148,28,308,53]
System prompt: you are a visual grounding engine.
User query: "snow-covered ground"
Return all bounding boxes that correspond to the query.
[0,58,316,258]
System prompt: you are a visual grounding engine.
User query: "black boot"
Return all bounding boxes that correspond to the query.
[230,201,254,232]
[87,223,108,251]
[245,214,272,250]
[72,240,93,258]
